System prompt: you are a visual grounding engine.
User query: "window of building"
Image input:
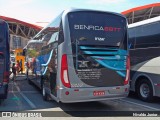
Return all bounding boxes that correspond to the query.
[13,36,21,48]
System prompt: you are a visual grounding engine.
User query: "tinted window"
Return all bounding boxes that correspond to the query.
[135,21,160,48]
[48,32,59,45]
[34,13,62,42]
[58,22,64,45]
[68,11,127,46]
[128,28,136,49]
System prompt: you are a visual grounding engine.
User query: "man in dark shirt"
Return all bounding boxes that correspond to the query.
[11,63,16,82]
[19,59,23,74]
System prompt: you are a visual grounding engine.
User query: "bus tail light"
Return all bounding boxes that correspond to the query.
[65,91,69,95]
[61,54,71,88]
[3,72,9,83]
[124,56,130,85]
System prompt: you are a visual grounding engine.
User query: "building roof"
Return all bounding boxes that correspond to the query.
[121,3,160,24]
[0,16,42,30]
[0,16,43,39]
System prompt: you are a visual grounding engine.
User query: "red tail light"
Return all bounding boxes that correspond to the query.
[3,72,9,83]
[124,56,130,85]
[61,54,71,88]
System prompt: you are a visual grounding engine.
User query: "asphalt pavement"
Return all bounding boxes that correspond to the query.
[0,74,160,117]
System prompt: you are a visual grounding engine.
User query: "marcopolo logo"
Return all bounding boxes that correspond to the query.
[74,25,121,32]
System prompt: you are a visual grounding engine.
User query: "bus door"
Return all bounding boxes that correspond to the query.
[49,48,57,96]
[42,42,58,97]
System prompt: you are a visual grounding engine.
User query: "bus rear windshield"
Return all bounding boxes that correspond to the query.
[68,11,127,47]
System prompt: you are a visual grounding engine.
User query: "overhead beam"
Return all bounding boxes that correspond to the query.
[9,28,15,34]
[27,28,32,37]
[148,7,154,18]
[142,7,153,20]
[132,11,134,23]
[16,24,19,34]
[18,25,28,38]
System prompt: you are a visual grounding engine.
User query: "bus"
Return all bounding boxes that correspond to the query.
[128,16,160,102]
[0,19,10,100]
[25,9,129,103]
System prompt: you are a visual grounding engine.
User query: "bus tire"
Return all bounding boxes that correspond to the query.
[136,78,154,102]
[42,84,49,101]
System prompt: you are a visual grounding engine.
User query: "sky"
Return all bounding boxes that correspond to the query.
[0,0,159,27]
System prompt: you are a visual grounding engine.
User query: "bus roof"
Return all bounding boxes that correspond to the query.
[128,16,160,28]
[33,8,126,39]
[63,8,126,18]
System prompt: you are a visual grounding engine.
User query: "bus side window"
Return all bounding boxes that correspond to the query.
[134,26,143,49]
[58,21,64,45]
[129,28,136,49]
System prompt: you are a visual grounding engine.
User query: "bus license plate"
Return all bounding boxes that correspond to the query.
[93,91,105,96]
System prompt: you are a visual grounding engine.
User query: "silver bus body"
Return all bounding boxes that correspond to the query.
[26,9,129,103]
[128,16,160,102]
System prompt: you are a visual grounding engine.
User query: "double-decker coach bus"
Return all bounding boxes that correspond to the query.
[0,19,10,100]
[26,9,129,103]
[128,16,160,102]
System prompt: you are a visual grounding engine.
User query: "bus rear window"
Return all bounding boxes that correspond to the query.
[68,11,127,46]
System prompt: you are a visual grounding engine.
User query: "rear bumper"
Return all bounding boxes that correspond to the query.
[0,84,8,99]
[58,85,129,103]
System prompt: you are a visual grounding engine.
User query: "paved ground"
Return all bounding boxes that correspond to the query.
[0,75,160,118]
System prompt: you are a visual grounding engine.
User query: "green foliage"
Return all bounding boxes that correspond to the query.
[27,49,37,58]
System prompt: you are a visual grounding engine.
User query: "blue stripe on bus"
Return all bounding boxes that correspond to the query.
[82,49,127,55]
[83,51,118,55]
[116,71,126,77]
[40,50,53,66]
[80,46,118,50]
[94,58,126,77]
[94,59,125,71]
[92,56,126,60]
[79,48,127,77]
[42,66,48,75]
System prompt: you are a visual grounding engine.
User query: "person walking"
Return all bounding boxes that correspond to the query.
[16,60,20,74]
[11,63,16,82]
[19,59,23,74]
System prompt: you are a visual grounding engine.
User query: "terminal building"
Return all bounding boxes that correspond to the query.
[0,16,42,51]
[122,3,160,24]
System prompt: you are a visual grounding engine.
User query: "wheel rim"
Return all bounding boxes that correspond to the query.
[140,83,150,98]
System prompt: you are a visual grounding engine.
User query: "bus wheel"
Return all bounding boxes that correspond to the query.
[42,84,49,101]
[137,78,154,102]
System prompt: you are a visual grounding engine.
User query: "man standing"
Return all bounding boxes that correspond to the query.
[11,63,16,82]
[19,59,23,74]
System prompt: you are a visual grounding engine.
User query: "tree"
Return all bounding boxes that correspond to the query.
[27,49,37,58]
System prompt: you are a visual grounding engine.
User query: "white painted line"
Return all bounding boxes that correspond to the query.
[14,82,36,109]
[117,99,160,111]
